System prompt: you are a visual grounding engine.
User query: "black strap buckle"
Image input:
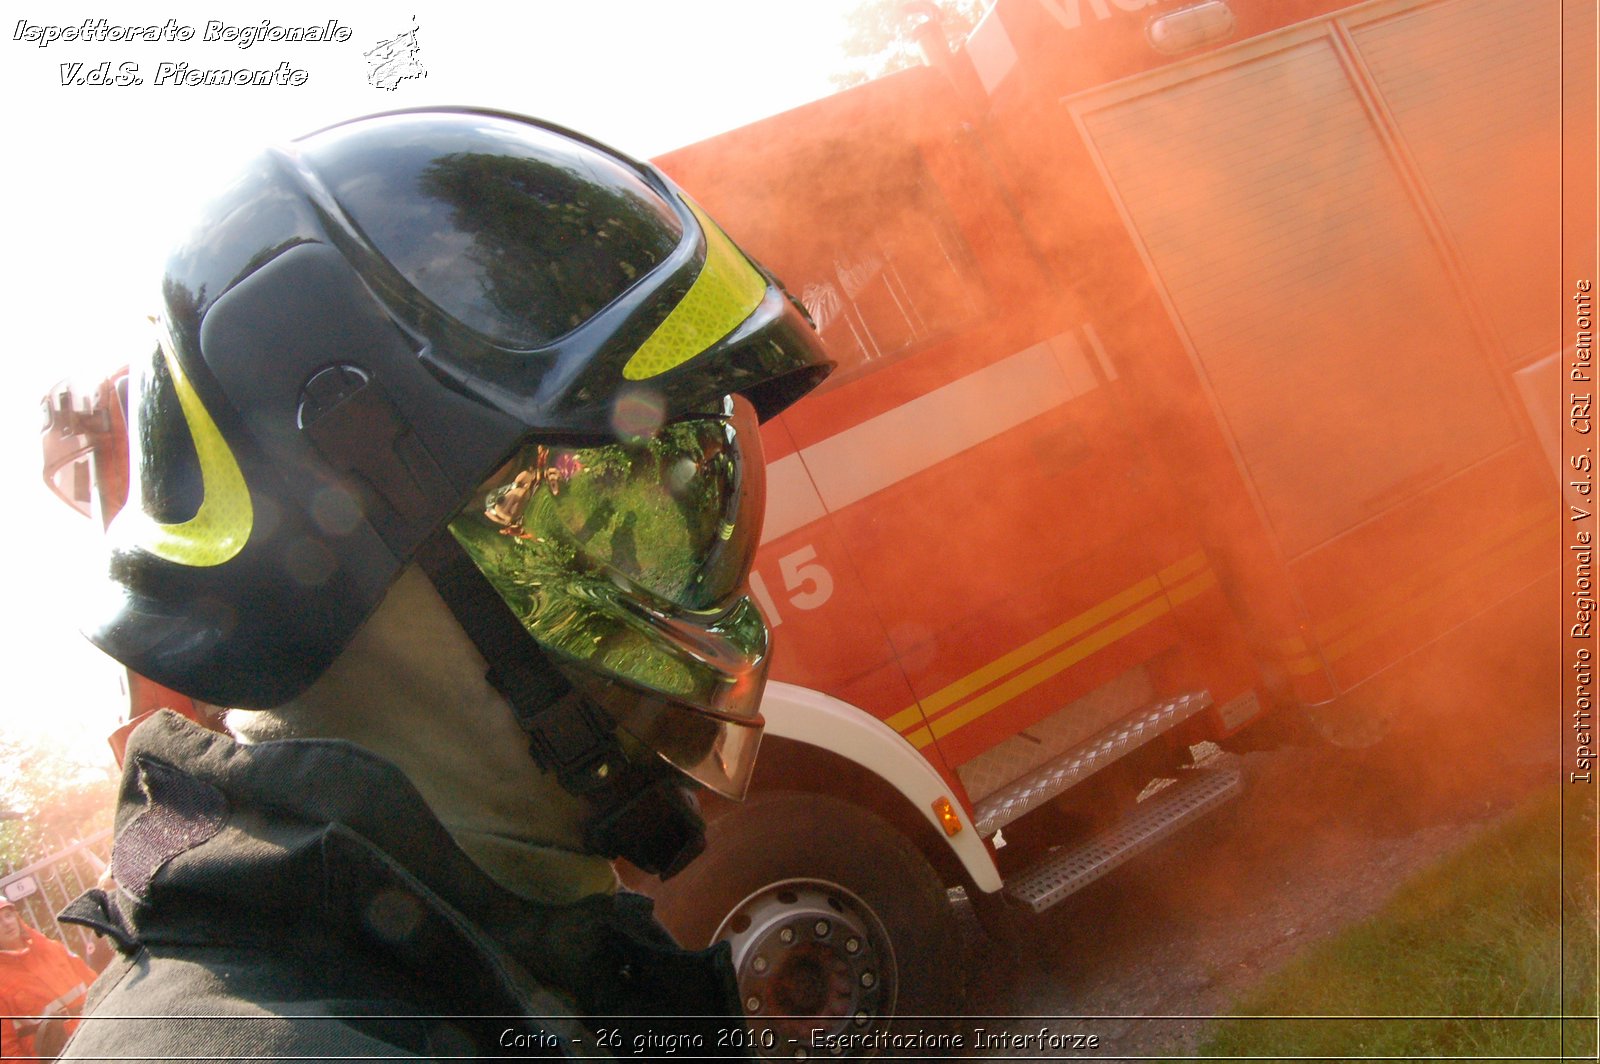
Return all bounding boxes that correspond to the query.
[490,679,627,796]
[417,527,705,877]
[583,773,706,878]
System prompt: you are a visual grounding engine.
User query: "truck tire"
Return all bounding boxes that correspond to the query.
[647,791,964,1058]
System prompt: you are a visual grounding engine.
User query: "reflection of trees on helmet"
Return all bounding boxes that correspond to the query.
[134,346,203,525]
[415,150,681,345]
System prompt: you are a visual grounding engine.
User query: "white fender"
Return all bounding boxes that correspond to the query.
[758,681,1004,893]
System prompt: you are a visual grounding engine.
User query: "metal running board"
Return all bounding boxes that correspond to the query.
[1004,767,1242,914]
[972,691,1213,836]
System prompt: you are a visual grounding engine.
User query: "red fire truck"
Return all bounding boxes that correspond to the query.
[629,0,1570,1040]
[39,0,1575,1050]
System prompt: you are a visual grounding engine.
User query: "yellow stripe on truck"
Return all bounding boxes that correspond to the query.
[890,500,1550,753]
[884,572,1168,735]
[1162,566,1217,608]
[914,595,1174,748]
[1275,502,1551,679]
[889,559,1204,746]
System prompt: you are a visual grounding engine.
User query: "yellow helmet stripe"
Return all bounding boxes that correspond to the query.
[622,200,767,381]
[116,336,254,568]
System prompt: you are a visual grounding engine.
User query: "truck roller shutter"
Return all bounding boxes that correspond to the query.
[1070,1,1531,561]
[1068,0,1557,693]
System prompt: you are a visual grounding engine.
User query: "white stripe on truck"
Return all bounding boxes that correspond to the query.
[762,330,1102,542]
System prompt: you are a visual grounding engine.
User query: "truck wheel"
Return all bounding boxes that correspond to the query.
[649,791,963,1057]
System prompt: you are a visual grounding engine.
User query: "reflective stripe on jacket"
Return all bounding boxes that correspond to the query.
[0,926,95,1058]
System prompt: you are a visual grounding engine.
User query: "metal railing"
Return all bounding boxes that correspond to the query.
[1,829,113,956]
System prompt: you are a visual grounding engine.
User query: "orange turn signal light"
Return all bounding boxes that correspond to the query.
[932,796,963,837]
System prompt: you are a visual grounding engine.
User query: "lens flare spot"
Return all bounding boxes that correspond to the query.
[310,487,362,537]
[363,888,424,944]
[611,388,666,441]
[667,457,698,495]
[284,537,336,588]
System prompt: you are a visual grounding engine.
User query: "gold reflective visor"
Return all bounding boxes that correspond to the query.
[447,396,770,796]
[463,394,765,614]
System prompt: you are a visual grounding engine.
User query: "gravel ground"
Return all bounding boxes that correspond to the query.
[928,579,1565,1062]
[948,718,1558,1061]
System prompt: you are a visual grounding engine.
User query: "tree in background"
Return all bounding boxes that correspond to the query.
[833,0,990,89]
[0,734,117,874]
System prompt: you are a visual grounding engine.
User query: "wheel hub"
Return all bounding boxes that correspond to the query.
[715,879,896,1058]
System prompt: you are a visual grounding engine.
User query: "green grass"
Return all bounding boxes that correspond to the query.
[1191,786,1597,1062]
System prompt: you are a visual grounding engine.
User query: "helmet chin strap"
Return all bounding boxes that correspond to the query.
[414,527,706,880]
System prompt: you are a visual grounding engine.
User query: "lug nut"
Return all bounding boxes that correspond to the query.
[814,920,830,937]
[746,996,761,1012]
[854,1011,870,1027]
[860,971,876,989]
[752,955,769,974]
[845,937,861,954]
[779,928,795,944]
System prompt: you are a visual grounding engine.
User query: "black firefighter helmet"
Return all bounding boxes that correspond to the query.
[87,108,830,831]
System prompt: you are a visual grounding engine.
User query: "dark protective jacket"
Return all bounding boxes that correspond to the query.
[56,711,749,1061]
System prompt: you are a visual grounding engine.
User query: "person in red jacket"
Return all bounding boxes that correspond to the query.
[0,899,96,1059]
